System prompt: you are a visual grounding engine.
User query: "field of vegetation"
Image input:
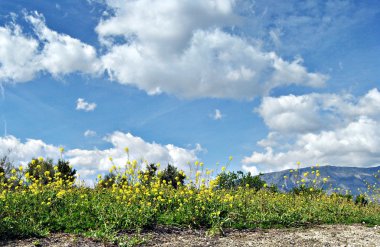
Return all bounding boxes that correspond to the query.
[1,148,380,246]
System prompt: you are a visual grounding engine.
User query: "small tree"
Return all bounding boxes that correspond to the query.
[26,157,77,185]
[0,150,15,181]
[217,171,266,191]
[97,172,117,188]
[56,159,76,183]
[159,164,185,189]
[139,163,158,186]
[27,158,55,185]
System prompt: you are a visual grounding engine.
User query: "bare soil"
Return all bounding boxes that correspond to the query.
[1,224,379,247]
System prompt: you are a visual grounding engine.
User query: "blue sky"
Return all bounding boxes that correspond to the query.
[1,0,380,182]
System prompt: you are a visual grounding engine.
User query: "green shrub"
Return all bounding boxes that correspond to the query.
[159,164,185,189]
[217,171,265,190]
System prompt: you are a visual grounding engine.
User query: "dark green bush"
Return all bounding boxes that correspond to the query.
[159,164,185,189]
[217,171,266,190]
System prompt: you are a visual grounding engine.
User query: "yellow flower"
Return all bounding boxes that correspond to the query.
[59,147,65,154]
[221,166,226,172]
[229,156,233,161]
[38,157,44,162]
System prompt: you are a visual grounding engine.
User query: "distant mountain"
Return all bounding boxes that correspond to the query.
[260,165,380,196]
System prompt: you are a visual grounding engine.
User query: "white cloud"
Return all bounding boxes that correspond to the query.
[0,12,101,83]
[84,130,97,137]
[212,109,223,120]
[0,23,39,82]
[96,0,237,50]
[243,88,380,173]
[256,88,380,135]
[242,164,259,175]
[0,135,61,166]
[0,132,200,180]
[256,93,330,134]
[98,0,327,99]
[0,4,327,99]
[76,98,97,112]
[26,12,102,76]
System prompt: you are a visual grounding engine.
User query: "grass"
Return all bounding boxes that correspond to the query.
[1,156,380,246]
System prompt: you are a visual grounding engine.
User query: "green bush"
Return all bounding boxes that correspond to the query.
[217,171,266,190]
[158,164,185,189]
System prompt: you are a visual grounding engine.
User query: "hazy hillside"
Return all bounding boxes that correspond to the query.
[261,165,380,196]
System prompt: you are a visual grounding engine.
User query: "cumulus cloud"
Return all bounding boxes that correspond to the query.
[256,93,333,134]
[98,0,327,99]
[256,88,380,135]
[76,98,97,112]
[0,132,200,180]
[0,135,61,166]
[0,12,101,83]
[26,12,102,76]
[242,164,259,175]
[244,88,380,173]
[0,3,327,99]
[0,22,39,82]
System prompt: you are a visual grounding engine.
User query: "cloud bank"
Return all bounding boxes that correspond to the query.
[0,2,327,99]
[243,88,380,174]
[0,12,101,83]
[98,0,327,99]
[0,131,200,181]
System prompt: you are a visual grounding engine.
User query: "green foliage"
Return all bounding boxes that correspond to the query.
[97,172,117,188]
[217,171,265,191]
[139,163,158,186]
[158,164,185,189]
[26,158,76,185]
[56,159,76,183]
[355,194,368,206]
[1,158,380,244]
[27,158,55,185]
[0,153,15,183]
[290,185,324,196]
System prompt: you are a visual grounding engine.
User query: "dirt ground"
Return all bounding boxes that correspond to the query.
[1,224,379,247]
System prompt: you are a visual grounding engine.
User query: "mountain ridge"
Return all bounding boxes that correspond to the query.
[260,165,380,196]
